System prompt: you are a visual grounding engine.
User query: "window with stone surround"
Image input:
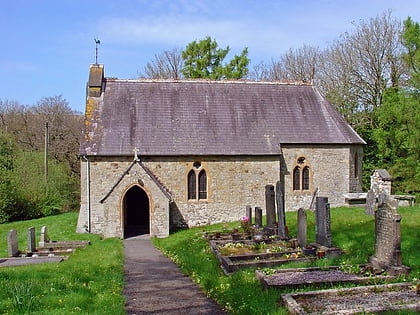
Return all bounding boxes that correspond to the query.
[293,157,311,191]
[187,162,207,200]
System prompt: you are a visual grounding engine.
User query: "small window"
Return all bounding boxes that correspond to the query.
[293,167,301,191]
[354,152,358,178]
[293,157,311,191]
[188,170,196,200]
[198,170,207,199]
[187,164,207,201]
[302,166,310,190]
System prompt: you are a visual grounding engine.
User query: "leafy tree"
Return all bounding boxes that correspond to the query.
[402,17,420,89]
[181,36,249,79]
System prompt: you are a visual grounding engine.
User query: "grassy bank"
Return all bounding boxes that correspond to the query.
[0,212,125,315]
[153,206,420,314]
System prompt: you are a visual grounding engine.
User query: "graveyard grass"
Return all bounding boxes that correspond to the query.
[153,205,420,315]
[0,212,125,315]
[0,207,419,314]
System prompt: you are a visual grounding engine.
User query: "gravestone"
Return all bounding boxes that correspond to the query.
[371,169,392,198]
[265,185,276,226]
[276,182,287,239]
[8,229,19,257]
[369,196,410,275]
[297,208,307,248]
[255,207,262,228]
[245,205,252,225]
[39,226,49,247]
[365,189,376,216]
[27,227,36,253]
[315,197,332,247]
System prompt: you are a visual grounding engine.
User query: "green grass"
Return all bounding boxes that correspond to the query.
[153,206,420,314]
[1,207,419,314]
[0,212,125,315]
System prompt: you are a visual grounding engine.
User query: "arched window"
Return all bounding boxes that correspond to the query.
[187,163,208,201]
[198,170,207,199]
[293,167,301,191]
[293,157,311,192]
[187,170,196,200]
[302,166,310,190]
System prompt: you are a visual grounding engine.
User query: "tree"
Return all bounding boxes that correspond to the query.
[141,48,184,79]
[181,36,249,79]
[0,96,83,176]
[402,17,420,88]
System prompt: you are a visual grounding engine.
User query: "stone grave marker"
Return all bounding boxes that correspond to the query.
[39,226,49,247]
[27,227,36,253]
[315,197,332,247]
[265,185,276,226]
[246,205,252,225]
[255,207,262,228]
[276,182,287,239]
[8,229,19,257]
[297,208,307,248]
[365,189,376,216]
[369,196,410,275]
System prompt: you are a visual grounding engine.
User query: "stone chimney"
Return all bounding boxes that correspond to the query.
[87,64,104,97]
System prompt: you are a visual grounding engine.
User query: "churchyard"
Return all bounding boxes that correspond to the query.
[1,202,419,314]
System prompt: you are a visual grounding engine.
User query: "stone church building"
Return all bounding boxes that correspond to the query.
[77,64,365,238]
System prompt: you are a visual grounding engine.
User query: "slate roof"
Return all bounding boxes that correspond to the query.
[80,77,365,156]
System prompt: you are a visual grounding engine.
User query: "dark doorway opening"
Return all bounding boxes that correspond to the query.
[123,185,150,238]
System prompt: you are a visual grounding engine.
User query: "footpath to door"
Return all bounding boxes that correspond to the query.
[123,236,226,314]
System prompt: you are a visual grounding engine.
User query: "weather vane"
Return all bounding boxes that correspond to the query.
[94,38,101,64]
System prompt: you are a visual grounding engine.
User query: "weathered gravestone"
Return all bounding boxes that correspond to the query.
[369,196,410,276]
[246,205,252,225]
[255,207,262,228]
[276,182,287,239]
[8,229,19,257]
[27,227,36,253]
[365,189,377,216]
[315,197,332,247]
[39,226,49,247]
[297,208,307,248]
[265,185,276,226]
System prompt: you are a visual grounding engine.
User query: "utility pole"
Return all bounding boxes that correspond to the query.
[44,122,49,185]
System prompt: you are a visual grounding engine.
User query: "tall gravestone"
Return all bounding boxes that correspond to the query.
[265,185,276,226]
[27,227,36,253]
[369,196,410,275]
[8,229,19,257]
[255,207,263,228]
[276,182,287,239]
[297,208,307,248]
[39,226,49,247]
[245,205,252,225]
[315,197,332,247]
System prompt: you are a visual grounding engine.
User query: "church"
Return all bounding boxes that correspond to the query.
[76,64,365,238]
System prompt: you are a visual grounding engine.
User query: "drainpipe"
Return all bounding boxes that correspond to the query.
[82,156,91,233]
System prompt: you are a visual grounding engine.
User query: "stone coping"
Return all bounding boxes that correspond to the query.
[255,265,394,289]
[281,282,420,314]
[0,256,64,267]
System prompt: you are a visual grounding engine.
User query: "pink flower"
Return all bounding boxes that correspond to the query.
[240,216,249,222]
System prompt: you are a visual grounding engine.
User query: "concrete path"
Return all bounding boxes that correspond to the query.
[123,236,226,315]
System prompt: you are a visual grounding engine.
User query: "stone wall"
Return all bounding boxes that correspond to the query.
[281,144,363,210]
[77,144,363,238]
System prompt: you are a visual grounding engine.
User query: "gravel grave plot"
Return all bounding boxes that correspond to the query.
[281,283,420,314]
[256,266,393,289]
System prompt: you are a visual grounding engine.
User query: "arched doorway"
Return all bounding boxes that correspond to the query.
[123,185,150,238]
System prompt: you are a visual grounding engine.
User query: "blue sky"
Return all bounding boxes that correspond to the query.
[1,1,419,113]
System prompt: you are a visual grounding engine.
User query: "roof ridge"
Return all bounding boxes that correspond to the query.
[104,77,313,86]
